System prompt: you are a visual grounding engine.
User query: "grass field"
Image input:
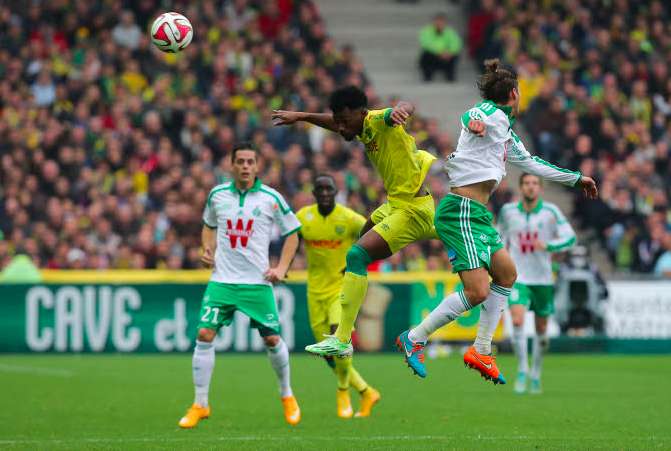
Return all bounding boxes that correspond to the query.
[2,353,670,450]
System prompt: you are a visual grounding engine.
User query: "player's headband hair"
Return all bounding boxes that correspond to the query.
[478,59,518,105]
[231,142,258,162]
[329,85,368,113]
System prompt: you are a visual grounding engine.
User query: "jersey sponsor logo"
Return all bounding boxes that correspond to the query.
[226,218,254,248]
[306,239,343,249]
[518,231,538,254]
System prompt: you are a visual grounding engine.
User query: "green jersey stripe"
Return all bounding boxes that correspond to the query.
[547,236,576,253]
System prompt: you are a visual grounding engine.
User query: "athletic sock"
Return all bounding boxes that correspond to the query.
[334,272,368,343]
[267,338,293,397]
[334,245,372,343]
[473,283,511,355]
[349,366,369,393]
[512,325,528,374]
[192,340,215,407]
[334,356,352,390]
[531,333,547,380]
[408,290,473,343]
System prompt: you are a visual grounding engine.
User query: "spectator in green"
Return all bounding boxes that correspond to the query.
[418,13,462,82]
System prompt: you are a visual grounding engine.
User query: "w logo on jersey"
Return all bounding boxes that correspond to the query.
[518,231,538,254]
[226,218,254,248]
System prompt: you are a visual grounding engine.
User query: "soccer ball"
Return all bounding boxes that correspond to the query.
[150,12,193,53]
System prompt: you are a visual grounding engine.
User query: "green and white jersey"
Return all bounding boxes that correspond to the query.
[203,179,301,285]
[498,199,576,285]
[445,100,582,189]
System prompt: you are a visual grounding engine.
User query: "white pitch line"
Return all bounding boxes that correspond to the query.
[0,363,74,378]
[0,435,667,445]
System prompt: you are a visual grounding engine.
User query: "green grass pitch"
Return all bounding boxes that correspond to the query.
[1,353,670,450]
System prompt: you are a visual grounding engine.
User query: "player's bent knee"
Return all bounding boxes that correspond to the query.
[197,328,217,343]
[345,244,372,276]
[464,285,489,305]
[263,334,281,347]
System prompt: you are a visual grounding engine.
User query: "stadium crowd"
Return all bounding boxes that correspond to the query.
[0,0,460,272]
[469,0,671,274]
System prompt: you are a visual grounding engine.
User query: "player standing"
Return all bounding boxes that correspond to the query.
[499,173,576,394]
[296,174,381,418]
[272,86,436,357]
[396,59,597,382]
[178,143,302,428]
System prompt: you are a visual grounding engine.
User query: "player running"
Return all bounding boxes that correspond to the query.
[296,174,381,418]
[272,86,436,358]
[178,143,302,428]
[499,173,576,394]
[396,59,597,383]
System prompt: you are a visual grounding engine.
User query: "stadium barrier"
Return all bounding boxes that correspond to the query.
[1,272,669,353]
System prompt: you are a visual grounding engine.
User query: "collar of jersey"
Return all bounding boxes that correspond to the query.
[518,198,543,214]
[481,99,515,126]
[228,178,262,194]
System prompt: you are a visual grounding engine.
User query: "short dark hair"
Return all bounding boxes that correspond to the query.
[477,59,518,104]
[313,173,336,186]
[519,172,542,186]
[231,142,258,162]
[329,86,367,113]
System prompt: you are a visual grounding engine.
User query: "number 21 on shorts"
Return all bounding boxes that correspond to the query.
[200,306,220,324]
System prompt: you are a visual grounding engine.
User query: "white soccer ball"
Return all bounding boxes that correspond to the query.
[150,12,193,53]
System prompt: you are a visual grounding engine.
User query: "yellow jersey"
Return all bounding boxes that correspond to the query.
[357,108,436,202]
[296,204,366,296]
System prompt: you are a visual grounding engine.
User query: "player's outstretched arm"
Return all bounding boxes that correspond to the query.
[272,110,338,132]
[507,147,598,199]
[200,225,217,268]
[265,231,299,283]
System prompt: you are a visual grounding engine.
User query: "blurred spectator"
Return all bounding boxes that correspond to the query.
[418,13,462,82]
[654,233,671,276]
[0,0,464,271]
[470,0,671,273]
[112,10,142,50]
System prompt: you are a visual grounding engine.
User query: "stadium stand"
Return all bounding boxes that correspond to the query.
[0,0,468,271]
[469,0,671,273]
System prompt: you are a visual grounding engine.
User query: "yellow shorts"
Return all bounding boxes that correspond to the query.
[307,290,342,340]
[370,194,437,253]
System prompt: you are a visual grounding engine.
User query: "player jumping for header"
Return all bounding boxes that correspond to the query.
[396,59,597,383]
[273,86,437,359]
[178,143,302,428]
[296,174,381,418]
[499,173,576,394]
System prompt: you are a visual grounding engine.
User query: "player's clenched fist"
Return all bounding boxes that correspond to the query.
[468,119,486,136]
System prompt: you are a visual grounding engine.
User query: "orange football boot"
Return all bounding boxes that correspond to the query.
[354,387,381,418]
[463,346,506,385]
[178,403,210,428]
[281,395,301,425]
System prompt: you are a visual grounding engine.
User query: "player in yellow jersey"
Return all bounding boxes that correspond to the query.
[272,85,437,357]
[296,174,381,418]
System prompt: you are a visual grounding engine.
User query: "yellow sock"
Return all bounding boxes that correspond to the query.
[348,366,368,392]
[334,356,351,390]
[335,272,368,343]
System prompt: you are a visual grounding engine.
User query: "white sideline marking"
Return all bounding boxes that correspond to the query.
[0,435,667,445]
[0,363,74,378]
